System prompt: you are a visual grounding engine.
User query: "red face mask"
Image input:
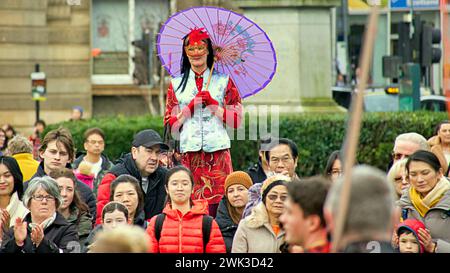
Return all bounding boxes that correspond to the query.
[184,42,208,57]
[184,28,210,57]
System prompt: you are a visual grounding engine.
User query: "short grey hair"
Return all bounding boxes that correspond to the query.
[7,135,33,155]
[395,133,430,151]
[23,176,63,209]
[325,165,397,237]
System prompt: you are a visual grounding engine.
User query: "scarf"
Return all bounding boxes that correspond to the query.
[410,177,450,217]
[29,212,57,230]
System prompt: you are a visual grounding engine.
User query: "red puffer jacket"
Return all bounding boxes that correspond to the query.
[146,199,226,253]
[95,173,117,225]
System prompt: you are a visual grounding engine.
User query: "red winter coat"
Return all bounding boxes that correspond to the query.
[146,200,226,253]
[95,172,117,225]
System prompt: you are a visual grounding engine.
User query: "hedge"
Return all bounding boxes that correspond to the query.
[45,111,448,177]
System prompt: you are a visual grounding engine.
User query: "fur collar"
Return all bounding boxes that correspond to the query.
[244,202,270,229]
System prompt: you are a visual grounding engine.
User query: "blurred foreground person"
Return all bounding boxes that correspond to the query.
[324,165,398,253]
[88,225,150,253]
[280,176,331,253]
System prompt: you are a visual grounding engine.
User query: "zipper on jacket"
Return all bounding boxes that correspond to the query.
[179,216,183,253]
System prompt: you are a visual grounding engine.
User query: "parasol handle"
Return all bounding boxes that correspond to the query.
[204,58,216,91]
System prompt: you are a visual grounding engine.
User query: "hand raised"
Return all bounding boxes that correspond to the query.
[418,228,436,253]
[13,217,27,245]
[0,209,11,238]
[31,224,44,247]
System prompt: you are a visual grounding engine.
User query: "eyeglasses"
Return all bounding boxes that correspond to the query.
[32,195,55,202]
[270,156,293,165]
[267,194,288,202]
[329,170,343,177]
[394,176,408,183]
[87,140,104,145]
[392,151,408,161]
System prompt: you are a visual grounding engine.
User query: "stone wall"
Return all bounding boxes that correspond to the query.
[234,0,344,113]
[0,0,91,135]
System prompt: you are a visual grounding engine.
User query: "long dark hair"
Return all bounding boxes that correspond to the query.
[101,201,129,223]
[0,128,7,151]
[0,156,24,199]
[164,166,194,206]
[49,168,89,223]
[405,150,442,173]
[324,150,341,178]
[177,36,215,93]
[434,120,450,136]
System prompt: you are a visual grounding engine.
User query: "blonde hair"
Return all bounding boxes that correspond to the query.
[7,135,33,155]
[387,158,408,185]
[88,225,150,253]
[78,161,93,175]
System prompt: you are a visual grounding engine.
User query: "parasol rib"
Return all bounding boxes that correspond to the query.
[192,8,217,44]
[204,7,220,44]
[222,23,257,46]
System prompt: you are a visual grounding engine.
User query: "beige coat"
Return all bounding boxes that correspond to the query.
[231,202,285,253]
[6,192,29,228]
[428,136,449,175]
[398,185,450,253]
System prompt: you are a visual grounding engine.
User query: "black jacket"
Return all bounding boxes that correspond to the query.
[72,152,113,197]
[83,225,102,253]
[215,196,239,253]
[342,241,394,253]
[83,210,147,253]
[25,162,97,222]
[0,212,79,253]
[246,160,267,184]
[109,153,168,220]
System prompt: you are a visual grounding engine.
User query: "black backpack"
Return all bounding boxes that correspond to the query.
[154,213,213,253]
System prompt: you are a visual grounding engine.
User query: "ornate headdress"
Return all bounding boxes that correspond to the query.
[186,27,210,45]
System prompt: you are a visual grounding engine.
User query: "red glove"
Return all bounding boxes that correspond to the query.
[168,116,178,127]
[200,91,219,107]
[182,92,204,118]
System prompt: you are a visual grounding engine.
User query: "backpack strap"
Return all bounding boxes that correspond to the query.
[202,215,213,253]
[401,208,409,221]
[154,213,166,242]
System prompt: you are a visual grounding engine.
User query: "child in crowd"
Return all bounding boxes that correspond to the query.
[396,219,426,253]
[75,161,95,189]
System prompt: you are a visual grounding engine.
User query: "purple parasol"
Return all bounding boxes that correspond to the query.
[156,6,277,98]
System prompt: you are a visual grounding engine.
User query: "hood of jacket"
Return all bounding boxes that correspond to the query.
[163,199,209,220]
[215,196,237,231]
[245,202,270,229]
[109,153,167,194]
[396,219,426,253]
[109,153,141,179]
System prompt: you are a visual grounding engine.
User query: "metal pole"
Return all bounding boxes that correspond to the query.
[35,63,40,123]
[342,0,351,85]
[387,0,391,56]
[387,0,391,85]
